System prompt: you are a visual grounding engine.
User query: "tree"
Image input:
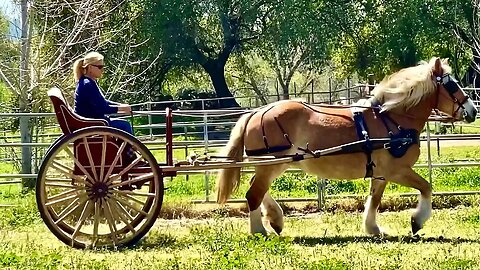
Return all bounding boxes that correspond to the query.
[425,0,480,88]
[254,0,334,100]
[0,0,167,188]
[327,0,461,81]
[230,53,270,105]
[142,0,281,107]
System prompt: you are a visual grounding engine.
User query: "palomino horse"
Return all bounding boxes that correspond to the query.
[216,57,477,236]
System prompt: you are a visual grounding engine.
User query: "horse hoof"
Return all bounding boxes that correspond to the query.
[270,223,283,235]
[365,226,382,235]
[411,216,422,235]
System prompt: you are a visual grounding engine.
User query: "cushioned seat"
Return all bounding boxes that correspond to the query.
[48,87,108,135]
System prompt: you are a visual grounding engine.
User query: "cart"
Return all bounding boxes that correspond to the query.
[38,88,296,249]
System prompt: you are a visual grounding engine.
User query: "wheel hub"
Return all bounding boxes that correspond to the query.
[89,182,109,199]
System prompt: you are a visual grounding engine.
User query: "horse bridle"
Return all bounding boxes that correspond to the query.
[435,73,469,117]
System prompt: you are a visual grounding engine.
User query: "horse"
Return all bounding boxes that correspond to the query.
[216,57,478,236]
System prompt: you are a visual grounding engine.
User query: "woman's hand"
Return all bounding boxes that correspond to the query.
[117,104,132,115]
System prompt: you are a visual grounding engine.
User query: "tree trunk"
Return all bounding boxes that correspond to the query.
[203,60,239,108]
[20,0,33,189]
[461,49,480,88]
[282,83,289,100]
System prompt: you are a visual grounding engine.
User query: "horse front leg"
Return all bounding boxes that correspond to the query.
[363,178,387,235]
[388,167,432,234]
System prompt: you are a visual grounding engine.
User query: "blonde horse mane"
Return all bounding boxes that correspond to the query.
[372,57,452,111]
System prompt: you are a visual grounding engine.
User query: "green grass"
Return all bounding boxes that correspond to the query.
[0,161,16,174]
[1,207,480,269]
[1,130,480,268]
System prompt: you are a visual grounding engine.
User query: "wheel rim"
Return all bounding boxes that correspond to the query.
[36,127,163,249]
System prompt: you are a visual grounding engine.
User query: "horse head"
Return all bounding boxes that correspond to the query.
[432,58,477,123]
[373,57,477,123]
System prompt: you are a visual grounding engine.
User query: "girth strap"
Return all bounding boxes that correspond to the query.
[352,110,375,179]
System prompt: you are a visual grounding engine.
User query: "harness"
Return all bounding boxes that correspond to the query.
[352,99,418,179]
[244,100,419,173]
[243,73,468,179]
[435,73,470,116]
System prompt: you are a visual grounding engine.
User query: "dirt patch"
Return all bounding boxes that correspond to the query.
[158,195,480,219]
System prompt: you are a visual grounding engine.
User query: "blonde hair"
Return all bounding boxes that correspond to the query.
[373,57,451,111]
[72,51,104,82]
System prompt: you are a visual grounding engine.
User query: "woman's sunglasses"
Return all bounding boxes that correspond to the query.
[91,64,104,69]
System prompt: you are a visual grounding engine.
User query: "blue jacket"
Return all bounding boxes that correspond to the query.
[74,76,118,120]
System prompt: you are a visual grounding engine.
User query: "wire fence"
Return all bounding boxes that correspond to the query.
[2,86,480,208]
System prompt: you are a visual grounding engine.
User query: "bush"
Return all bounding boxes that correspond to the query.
[176,88,220,110]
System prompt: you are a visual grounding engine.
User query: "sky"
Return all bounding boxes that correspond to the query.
[0,0,20,38]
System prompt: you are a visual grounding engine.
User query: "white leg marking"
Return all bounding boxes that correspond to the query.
[413,195,432,228]
[363,196,383,235]
[250,207,267,235]
[261,193,284,234]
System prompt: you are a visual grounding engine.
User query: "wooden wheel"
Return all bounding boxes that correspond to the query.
[36,127,164,249]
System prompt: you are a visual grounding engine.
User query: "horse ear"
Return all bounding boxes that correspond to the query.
[433,57,442,75]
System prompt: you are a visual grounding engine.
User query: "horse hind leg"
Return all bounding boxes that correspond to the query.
[247,164,288,235]
[261,191,284,234]
[363,178,387,235]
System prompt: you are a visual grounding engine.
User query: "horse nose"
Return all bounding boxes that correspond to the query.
[471,106,478,118]
[464,107,478,122]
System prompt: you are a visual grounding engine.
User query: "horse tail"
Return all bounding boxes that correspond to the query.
[216,112,253,204]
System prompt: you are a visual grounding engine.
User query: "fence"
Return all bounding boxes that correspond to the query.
[2,111,480,209]
[2,87,480,208]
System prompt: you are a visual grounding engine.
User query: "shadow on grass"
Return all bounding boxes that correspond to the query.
[293,235,480,246]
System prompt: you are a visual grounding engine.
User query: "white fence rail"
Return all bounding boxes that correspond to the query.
[2,90,480,208]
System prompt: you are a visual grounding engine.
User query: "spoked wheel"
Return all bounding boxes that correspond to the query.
[36,127,164,249]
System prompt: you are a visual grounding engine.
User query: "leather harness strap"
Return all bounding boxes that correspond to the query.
[351,106,375,178]
[351,97,419,179]
[245,105,293,156]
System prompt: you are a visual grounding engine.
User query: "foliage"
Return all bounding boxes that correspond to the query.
[253,0,333,98]
[139,0,277,105]
[0,192,39,228]
[176,88,219,110]
[0,11,19,131]
[329,0,465,80]
[5,0,480,107]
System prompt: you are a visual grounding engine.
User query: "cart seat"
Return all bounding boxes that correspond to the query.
[48,87,108,135]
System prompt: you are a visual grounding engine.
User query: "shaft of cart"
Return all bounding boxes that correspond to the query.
[160,137,393,173]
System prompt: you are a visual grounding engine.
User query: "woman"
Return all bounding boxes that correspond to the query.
[72,51,133,134]
[73,52,142,168]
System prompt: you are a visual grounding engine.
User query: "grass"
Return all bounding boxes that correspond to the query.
[1,206,480,269]
[1,124,480,268]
